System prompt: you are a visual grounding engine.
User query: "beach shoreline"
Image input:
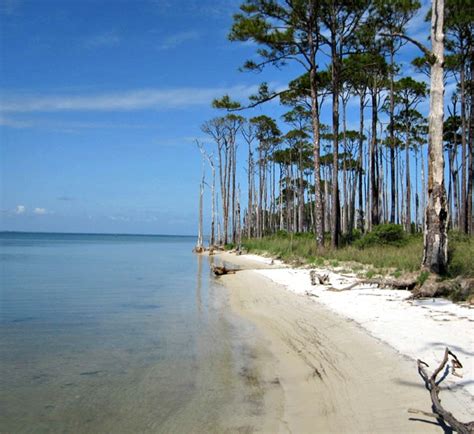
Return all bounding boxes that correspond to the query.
[215,251,474,433]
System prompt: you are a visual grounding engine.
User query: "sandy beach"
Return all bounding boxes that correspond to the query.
[216,251,474,433]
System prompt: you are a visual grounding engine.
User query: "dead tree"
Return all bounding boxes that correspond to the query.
[195,141,206,253]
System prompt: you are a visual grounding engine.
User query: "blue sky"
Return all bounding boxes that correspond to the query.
[1,0,432,235]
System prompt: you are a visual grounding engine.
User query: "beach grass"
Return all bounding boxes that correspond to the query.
[242,230,473,278]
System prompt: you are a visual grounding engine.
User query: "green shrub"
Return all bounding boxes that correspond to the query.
[341,229,362,246]
[355,224,406,249]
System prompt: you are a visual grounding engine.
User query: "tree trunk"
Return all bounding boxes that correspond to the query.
[422,0,448,274]
[197,177,204,250]
[247,144,253,238]
[231,137,237,243]
[390,47,397,223]
[460,65,467,232]
[342,95,348,235]
[331,31,341,247]
[309,60,324,247]
[370,89,380,228]
[468,52,474,234]
[421,142,426,231]
[210,159,216,246]
[406,121,412,232]
[358,92,365,231]
[298,151,304,232]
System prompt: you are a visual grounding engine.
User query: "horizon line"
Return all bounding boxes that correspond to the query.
[0,230,198,237]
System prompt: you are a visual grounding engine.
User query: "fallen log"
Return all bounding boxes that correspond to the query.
[338,276,418,292]
[212,265,237,276]
[414,348,474,434]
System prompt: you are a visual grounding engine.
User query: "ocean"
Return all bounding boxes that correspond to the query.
[0,232,264,433]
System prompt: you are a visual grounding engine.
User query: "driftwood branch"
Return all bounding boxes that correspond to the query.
[212,265,238,276]
[310,270,329,285]
[416,348,474,434]
[337,277,418,292]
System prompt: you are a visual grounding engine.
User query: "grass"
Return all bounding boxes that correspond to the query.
[242,230,474,278]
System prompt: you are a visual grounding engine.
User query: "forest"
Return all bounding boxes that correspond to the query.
[195,0,473,279]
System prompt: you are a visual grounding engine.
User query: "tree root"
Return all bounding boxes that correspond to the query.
[411,276,474,300]
[415,348,474,434]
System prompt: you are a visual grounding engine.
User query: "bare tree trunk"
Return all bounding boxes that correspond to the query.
[257,148,262,238]
[390,47,397,223]
[370,89,380,228]
[460,65,468,232]
[331,33,341,248]
[307,172,315,232]
[396,145,400,224]
[308,37,324,247]
[279,165,284,230]
[358,93,365,231]
[379,133,385,223]
[421,143,426,231]
[422,0,448,274]
[406,125,412,232]
[210,157,216,246]
[342,94,348,235]
[231,137,237,243]
[467,52,474,234]
[450,147,459,228]
[350,168,356,232]
[197,169,204,250]
[415,149,420,231]
[247,147,253,238]
[237,185,242,251]
[298,152,304,233]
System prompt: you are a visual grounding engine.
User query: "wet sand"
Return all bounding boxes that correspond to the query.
[217,252,471,433]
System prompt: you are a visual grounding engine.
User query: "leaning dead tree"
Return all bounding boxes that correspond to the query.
[410,348,474,434]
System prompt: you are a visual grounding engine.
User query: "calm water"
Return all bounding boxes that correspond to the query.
[0,232,266,433]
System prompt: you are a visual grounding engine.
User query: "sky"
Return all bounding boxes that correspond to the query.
[0,0,432,235]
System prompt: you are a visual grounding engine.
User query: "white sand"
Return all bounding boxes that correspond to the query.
[254,266,474,398]
[217,251,474,432]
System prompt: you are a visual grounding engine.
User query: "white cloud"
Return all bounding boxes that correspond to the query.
[15,205,26,214]
[0,115,153,131]
[0,115,34,128]
[33,207,47,215]
[0,84,260,113]
[158,31,199,50]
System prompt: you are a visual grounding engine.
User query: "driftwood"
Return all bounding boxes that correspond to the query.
[310,270,329,285]
[337,276,418,292]
[212,265,237,276]
[413,348,474,434]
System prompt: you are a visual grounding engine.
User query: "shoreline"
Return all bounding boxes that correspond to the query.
[216,251,474,432]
